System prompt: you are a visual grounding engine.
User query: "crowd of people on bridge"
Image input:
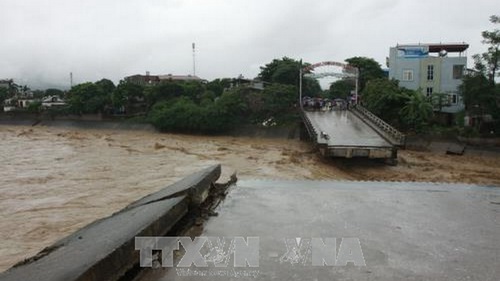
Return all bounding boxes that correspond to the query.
[302,96,352,111]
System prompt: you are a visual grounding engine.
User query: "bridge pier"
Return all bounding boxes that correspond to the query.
[299,122,310,141]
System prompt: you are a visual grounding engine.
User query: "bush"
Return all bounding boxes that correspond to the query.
[27,101,42,113]
[148,92,249,134]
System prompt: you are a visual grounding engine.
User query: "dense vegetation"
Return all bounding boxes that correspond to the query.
[458,15,500,135]
[61,58,305,134]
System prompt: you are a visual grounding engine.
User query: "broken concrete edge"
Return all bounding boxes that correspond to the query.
[125,164,221,210]
[0,164,222,281]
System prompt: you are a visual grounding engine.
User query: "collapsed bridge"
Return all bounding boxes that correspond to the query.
[301,105,405,160]
[300,61,405,160]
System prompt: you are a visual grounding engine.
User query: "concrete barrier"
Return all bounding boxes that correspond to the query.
[0,164,221,281]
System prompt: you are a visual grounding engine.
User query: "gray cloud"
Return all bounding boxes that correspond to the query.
[0,0,498,89]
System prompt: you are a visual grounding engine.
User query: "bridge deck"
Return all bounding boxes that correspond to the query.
[304,110,392,147]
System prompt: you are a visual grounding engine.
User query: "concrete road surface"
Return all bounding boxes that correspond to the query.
[136,180,500,281]
[305,110,392,147]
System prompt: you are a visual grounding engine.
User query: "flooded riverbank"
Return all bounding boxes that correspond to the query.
[1,124,499,271]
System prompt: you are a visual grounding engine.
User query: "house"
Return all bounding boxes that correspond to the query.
[41,96,66,108]
[124,72,160,86]
[158,74,205,83]
[0,79,13,89]
[388,43,469,115]
[124,72,206,86]
[17,99,35,108]
[3,98,16,112]
[226,76,268,91]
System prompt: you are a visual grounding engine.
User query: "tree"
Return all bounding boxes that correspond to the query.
[459,15,500,134]
[345,57,385,92]
[112,81,145,114]
[182,81,205,101]
[206,78,231,96]
[258,57,321,97]
[329,79,354,99]
[27,101,42,113]
[32,90,45,99]
[95,79,116,96]
[148,90,249,134]
[259,84,297,125]
[67,82,111,114]
[302,76,322,97]
[0,87,8,110]
[475,15,500,85]
[459,73,492,111]
[430,92,449,112]
[149,97,203,132]
[259,57,300,85]
[400,91,434,132]
[362,78,409,127]
[145,81,185,108]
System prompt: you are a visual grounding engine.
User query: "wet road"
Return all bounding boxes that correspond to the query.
[137,180,500,281]
[305,110,392,147]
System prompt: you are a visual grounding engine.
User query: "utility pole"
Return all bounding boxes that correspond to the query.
[192,42,196,76]
[70,72,73,88]
[354,68,359,105]
[299,60,303,110]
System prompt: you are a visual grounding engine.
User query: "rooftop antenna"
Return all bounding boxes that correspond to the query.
[192,42,196,76]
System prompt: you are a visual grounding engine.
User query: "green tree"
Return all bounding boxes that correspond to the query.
[460,15,500,134]
[260,84,297,125]
[0,87,8,110]
[95,79,116,96]
[258,57,321,97]
[145,81,185,108]
[329,79,354,99]
[474,15,500,85]
[302,76,322,97]
[362,78,409,126]
[112,81,145,113]
[206,78,231,96]
[400,91,434,132]
[68,82,111,114]
[182,81,205,101]
[149,97,202,132]
[259,57,299,85]
[345,57,385,92]
[27,101,42,113]
[459,73,491,111]
[430,92,449,112]
[32,90,45,99]
[148,90,249,134]
[210,90,249,128]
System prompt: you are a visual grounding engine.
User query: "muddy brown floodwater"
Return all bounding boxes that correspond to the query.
[1,125,500,272]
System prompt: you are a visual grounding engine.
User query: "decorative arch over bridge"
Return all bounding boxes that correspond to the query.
[299,61,360,106]
[303,61,358,79]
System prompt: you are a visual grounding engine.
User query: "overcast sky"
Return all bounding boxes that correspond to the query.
[0,0,498,89]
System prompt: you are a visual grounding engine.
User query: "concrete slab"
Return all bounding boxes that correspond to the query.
[0,164,222,281]
[126,164,221,209]
[140,180,500,281]
[446,143,466,155]
[305,111,392,147]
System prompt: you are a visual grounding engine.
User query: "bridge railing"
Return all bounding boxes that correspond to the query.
[300,110,328,145]
[351,104,406,146]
